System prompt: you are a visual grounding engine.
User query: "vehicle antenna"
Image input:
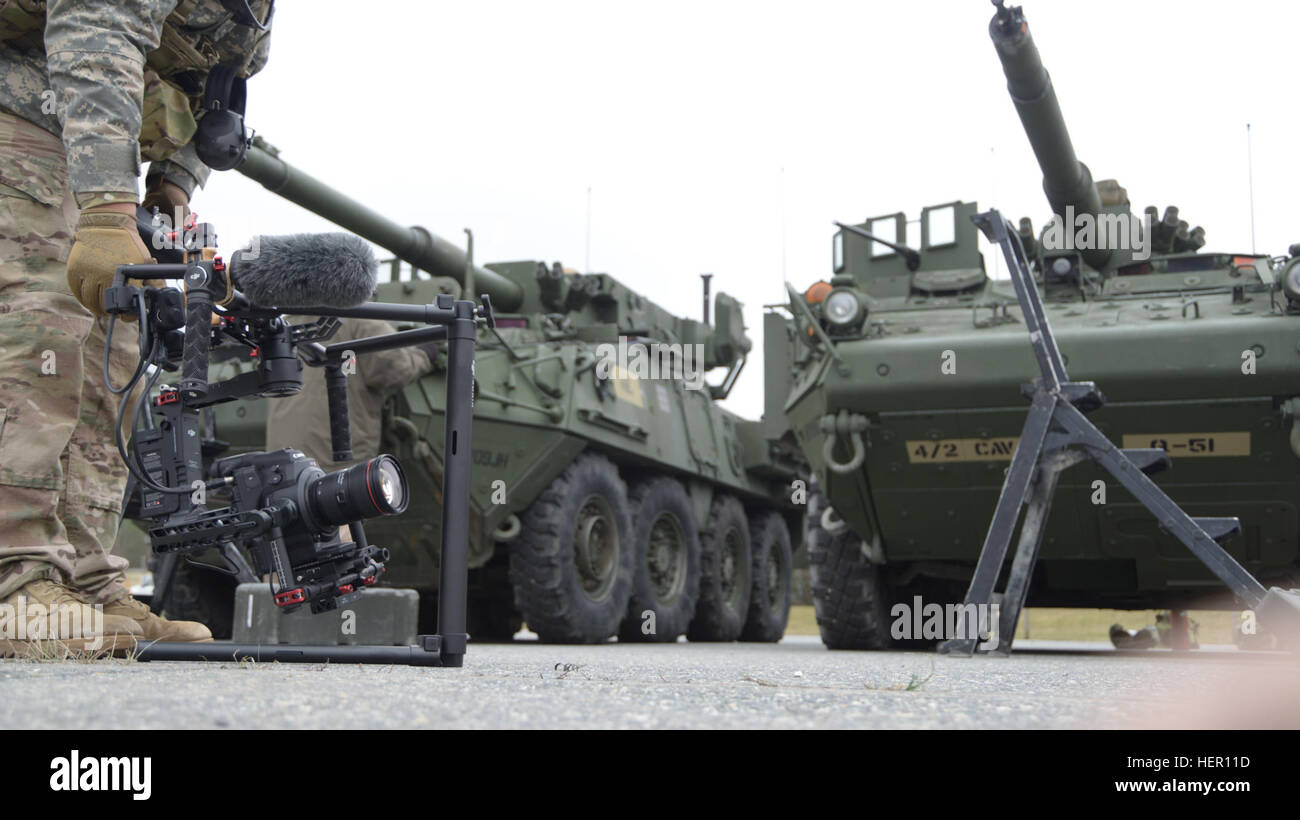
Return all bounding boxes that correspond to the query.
[1246,123,1256,255]
[585,186,593,273]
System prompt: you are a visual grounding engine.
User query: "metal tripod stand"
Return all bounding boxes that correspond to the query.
[939,209,1300,655]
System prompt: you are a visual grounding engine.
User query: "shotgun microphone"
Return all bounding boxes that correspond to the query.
[228,233,378,308]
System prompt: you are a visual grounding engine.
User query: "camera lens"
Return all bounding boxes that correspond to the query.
[308,454,409,526]
[375,459,403,508]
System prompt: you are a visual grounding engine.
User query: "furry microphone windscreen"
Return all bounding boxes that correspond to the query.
[229,233,379,308]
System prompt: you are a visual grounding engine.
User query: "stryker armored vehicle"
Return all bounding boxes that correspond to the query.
[778,0,1300,649]
[155,137,806,644]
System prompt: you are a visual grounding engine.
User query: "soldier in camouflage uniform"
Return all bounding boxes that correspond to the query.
[0,0,273,653]
[265,318,435,470]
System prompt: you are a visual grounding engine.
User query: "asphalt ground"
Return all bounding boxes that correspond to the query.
[2,635,1295,729]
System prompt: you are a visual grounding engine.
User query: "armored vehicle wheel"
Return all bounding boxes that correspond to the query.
[153,559,237,640]
[687,494,752,642]
[467,594,524,642]
[807,488,890,650]
[469,551,524,641]
[618,477,701,643]
[509,453,633,643]
[740,510,793,642]
[421,558,524,642]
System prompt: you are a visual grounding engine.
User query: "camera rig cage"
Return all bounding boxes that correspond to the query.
[107,216,489,667]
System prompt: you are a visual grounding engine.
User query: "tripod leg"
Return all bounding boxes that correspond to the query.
[991,464,1063,655]
[939,392,1056,656]
[150,551,179,616]
[218,541,259,584]
[1056,402,1267,606]
[436,302,476,667]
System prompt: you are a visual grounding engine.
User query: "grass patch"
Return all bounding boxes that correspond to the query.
[785,605,820,636]
[1013,608,1238,644]
[784,604,1240,644]
[6,640,136,664]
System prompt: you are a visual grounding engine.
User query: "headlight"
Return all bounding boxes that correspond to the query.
[1282,259,1300,303]
[823,288,863,326]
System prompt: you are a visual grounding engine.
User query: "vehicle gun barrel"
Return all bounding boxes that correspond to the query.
[238,140,524,311]
[989,1,1109,266]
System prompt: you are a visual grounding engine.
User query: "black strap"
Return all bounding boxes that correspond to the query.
[202,64,246,116]
[218,0,272,31]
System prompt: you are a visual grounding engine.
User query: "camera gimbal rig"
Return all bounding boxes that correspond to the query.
[109,217,489,666]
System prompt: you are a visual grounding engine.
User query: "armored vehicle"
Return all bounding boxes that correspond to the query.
[779,1,1300,649]
[158,138,805,644]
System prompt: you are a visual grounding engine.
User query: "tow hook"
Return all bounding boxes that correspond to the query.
[820,410,869,474]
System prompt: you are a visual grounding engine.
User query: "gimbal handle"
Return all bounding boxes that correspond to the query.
[324,362,352,463]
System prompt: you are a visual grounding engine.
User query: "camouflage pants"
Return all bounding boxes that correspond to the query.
[0,110,138,604]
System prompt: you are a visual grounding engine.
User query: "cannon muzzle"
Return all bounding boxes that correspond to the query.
[989,1,1109,267]
[238,139,524,312]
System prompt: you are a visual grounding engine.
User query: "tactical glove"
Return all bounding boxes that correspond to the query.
[66,209,154,317]
[141,180,191,227]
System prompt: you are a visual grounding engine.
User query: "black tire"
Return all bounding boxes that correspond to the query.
[687,494,752,642]
[468,553,524,642]
[618,477,701,642]
[741,510,793,642]
[509,453,633,643]
[419,560,524,643]
[467,595,524,642]
[157,560,237,640]
[808,485,890,650]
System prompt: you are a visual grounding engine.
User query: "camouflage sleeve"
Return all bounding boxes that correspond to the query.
[246,22,272,76]
[145,144,209,197]
[355,320,435,392]
[44,0,177,208]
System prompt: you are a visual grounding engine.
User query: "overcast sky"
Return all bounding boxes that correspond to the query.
[188,0,1298,419]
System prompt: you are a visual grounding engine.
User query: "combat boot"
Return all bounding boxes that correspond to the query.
[0,579,142,657]
[101,595,213,642]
